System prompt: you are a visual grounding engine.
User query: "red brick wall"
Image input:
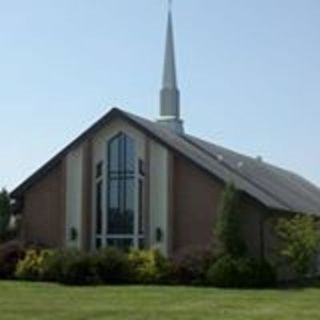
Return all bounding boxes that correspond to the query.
[172,155,269,258]
[21,161,66,248]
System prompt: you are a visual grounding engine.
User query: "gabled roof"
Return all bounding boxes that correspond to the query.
[184,135,320,215]
[11,108,320,216]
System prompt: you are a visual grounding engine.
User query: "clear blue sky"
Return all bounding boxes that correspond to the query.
[1,0,320,191]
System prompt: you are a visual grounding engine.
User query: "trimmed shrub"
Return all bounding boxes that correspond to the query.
[152,249,175,284]
[0,241,24,279]
[276,214,320,277]
[128,249,158,284]
[38,249,66,282]
[92,248,131,285]
[58,250,98,286]
[14,248,132,285]
[15,249,49,281]
[243,259,276,288]
[13,247,275,288]
[206,255,238,288]
[174,247,215,285]
[128,249,174,284]
[206,255,276,288]
[16,249,99,285]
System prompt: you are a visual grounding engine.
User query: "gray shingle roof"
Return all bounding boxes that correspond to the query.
[184,135,320,215]
[11,107,320,216]
[123,110,320,215]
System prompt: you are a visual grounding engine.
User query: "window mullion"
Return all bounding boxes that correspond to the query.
[105,133,137,250]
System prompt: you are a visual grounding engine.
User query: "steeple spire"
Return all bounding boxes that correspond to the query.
[157,1,184,134]
[162,9,177,89]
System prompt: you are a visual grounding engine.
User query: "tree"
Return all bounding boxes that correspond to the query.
[276,214,320,277]
[215,182,246,257]
[0,188,11,237]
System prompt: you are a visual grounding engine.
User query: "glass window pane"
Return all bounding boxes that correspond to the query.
[138,238,145,250]
[125,136,135,172]
[123,179,134,234]
[126,179,134,213]
[139,159,145,176]
[107,238,133,251]
[96,238,102,249]
[107,179,134,235]
[107,179,119,234]
[138,179,144,235]
[109,137,119,172]
[109,179,119,209]
[96,162,103,178]
[118,134,125,173]
[106,133,137,246]
[96,181,103,235]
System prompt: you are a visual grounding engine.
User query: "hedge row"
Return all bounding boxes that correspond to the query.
[0,243,276,287]
[13,248,174,285]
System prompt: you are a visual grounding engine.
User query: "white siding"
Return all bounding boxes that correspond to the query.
[91,118,146,249]
[92,118,146,166]
[149,141,169,256]
[65,147,83,248]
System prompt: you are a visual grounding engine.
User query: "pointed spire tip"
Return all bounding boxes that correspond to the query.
[158,0,183,133]
[162,3,177,89]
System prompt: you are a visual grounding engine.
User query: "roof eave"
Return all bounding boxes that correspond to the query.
[10,107,123,198]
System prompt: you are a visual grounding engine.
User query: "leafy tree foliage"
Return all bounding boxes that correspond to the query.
[0,188,11,237]
[276,214,320,276]
[215,182,246,257]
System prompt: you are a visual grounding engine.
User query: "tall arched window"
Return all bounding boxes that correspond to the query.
[106,133,136,248]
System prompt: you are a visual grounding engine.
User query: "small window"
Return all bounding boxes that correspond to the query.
[95,181,103,235]
[96,161,103,178]
[138,178,144,235]
[139,159,145,176]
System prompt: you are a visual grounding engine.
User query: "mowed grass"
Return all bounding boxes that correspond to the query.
[0,282,320,320]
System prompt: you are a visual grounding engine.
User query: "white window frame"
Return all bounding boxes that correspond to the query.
[92,131,145,250]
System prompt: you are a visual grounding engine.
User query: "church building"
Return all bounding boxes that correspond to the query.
[11,9,320,259]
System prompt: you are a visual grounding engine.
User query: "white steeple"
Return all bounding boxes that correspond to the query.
[157,1,184,134]
[162,10,177,89]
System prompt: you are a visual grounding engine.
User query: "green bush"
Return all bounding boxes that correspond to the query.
[128,249,158,284]
[92,248,131,285]
[128,249,174,284]
[206,255,238,287]
[174,247,215,285]
[15,249,49,281]
[15,249,99,285]
[38,249,66,282]
[215,182,246,257]
[0,241,24,279]
[14,247,271,287]
[243,259,276,288]
[58,250,98,286]
[15,248,131,285]
[276,214,320,277]
[152,249,175,284]
[206,255,276,288]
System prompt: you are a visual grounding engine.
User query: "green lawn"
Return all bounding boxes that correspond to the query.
[0,282,319,320]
